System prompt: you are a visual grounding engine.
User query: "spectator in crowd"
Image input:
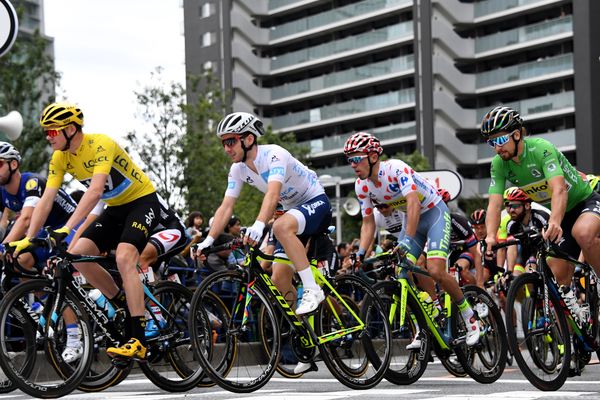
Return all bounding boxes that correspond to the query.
[204,233,236,273]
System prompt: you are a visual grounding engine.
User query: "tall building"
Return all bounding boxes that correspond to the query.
[183,0,600,198]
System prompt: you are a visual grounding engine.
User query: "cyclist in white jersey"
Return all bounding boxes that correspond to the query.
[193,112,330,315]
[344,132,481,346]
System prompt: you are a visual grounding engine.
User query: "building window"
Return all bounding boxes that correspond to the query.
[201,32,215,47]
[200,2,214,18]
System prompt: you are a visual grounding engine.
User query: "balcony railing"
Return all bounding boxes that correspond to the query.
[475,15,572,53]
[475,0,550,17]
[271,22,413,70]
[476,91,574,121]
[270,0,409,40]
[299,122,416,155]
[269,0,303,10]
[476,53,573,89]
[272,88,415,129]
[272,55,414,100]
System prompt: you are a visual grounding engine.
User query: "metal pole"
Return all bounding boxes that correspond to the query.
[335,180,342,244]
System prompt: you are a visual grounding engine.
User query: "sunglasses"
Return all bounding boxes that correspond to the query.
[505,203,523,210]
[221,136,240,148]
[45,128,64,138]
[487,133,512,148]
[347,155,368,165]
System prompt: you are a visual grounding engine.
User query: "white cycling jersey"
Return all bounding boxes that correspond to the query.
[225,144,324,208]
[356,159,441,217]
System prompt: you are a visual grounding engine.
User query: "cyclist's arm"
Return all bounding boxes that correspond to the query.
[64,173,106,231]
[0,210,9,241]
[469,244,484,287]
[485,193,503,241]
[205,195,237,241]
[3,206,33,243]
[358,213,376,255]
[24,187,58,238]
[547,175,568,227]
[404,191,420,237]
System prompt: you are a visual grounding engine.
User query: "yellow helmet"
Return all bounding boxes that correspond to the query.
[503,186,519,200]
[587,174,599,191]
[40,102,84,129]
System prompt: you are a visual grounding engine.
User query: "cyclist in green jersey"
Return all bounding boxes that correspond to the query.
[481,106,600,294]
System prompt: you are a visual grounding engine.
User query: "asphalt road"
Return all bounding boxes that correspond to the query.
[5,357,600,399]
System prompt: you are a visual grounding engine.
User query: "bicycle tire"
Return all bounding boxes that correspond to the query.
[138,281,204,392]
[452,285,507,384]
[0,279,94,398]
[372,280,430,385]
[505,273,571,391]
[439,353,467,377]
[0,289,16,394]
[190,269,280,393]
[316,274,392,389]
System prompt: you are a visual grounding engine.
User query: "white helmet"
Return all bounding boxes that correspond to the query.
[0,141,21,162]
[216,112,265,138]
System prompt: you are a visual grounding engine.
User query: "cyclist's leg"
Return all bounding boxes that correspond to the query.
[276,194,331,315]
[271,261,297,307]
[571,193,600,273]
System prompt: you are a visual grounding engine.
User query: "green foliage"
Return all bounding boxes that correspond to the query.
[459,195,488,217]
[388,150,430,171]
[125,67,186,211]
[180,72,230,218]
[0,24,60,172]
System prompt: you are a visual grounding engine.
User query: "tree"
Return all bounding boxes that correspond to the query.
[125,67,186,211]
[0,22,60,172]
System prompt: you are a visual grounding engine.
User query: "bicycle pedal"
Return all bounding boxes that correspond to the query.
[111,357,133,370]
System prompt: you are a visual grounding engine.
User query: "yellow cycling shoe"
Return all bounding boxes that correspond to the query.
[107,338,147,361]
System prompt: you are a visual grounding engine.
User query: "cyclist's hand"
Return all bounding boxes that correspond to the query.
[244,220,265,247]
[191,236,214,259]
[483,237,496,260]
[397,236,415,256]
[50,226,72,245]
[543,221,563,243]
[8,237,33,256]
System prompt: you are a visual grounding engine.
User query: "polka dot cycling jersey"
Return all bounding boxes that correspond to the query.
[224,144,324,209]
[355,159,441,217]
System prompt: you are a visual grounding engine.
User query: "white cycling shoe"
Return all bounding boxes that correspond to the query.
[406,333,422,350]
[62,344,84,363]
[465,317,481,346]
[296,288,325,315]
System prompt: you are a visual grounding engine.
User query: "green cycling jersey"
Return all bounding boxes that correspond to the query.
[489,137,592,211]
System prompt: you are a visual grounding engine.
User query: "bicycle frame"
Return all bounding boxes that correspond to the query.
[233,246,366,349]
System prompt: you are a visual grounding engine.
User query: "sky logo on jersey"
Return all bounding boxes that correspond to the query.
[269,167,285,177]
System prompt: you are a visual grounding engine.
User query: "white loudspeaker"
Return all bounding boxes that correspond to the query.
[0,110,23,140]
[342,197,361,216]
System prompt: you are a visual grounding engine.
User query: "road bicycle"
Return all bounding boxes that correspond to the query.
[0,234,203,398]
[188,236,392,393]
[371,248,507,385]
[499,227,600,391]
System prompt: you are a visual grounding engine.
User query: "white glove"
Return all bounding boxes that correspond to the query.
[245,220,266,243]
[191,236,215,259]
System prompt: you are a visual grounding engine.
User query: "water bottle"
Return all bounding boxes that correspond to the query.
[150,305,166,324]
[31,301,46,325]
[417,291,439,318]
[89,289,116,319]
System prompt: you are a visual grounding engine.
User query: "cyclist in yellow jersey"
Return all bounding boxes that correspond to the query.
[10,102,160,361]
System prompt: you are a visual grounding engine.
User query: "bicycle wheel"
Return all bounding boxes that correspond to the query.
[258,301,308,379]
[0,289,16,394]
[439,352,467,377]
[372,280,430,384]
[196,290,230,387]
[0,279,94,398]
[451,285,507,384]
[190,269,280,393]
[138,281,204,392]
[316,274,392,389]
[505,273,571,391]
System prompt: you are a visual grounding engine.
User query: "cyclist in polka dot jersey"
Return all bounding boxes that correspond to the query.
[344,132,481,346]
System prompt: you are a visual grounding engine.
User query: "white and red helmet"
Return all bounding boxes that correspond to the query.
[343,132,383,155]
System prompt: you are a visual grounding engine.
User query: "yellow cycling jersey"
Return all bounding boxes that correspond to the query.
[47,133,155,206]
[497,213,511,242]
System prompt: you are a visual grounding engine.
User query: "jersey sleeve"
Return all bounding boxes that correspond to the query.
[488,156,506,195]
[355,179,374,217]
[537,140,565,180]
[22,176,45,208]
[47,151,66,189]
[92,138,116,175]
[266,148,288,184]
[224,165,243,198]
